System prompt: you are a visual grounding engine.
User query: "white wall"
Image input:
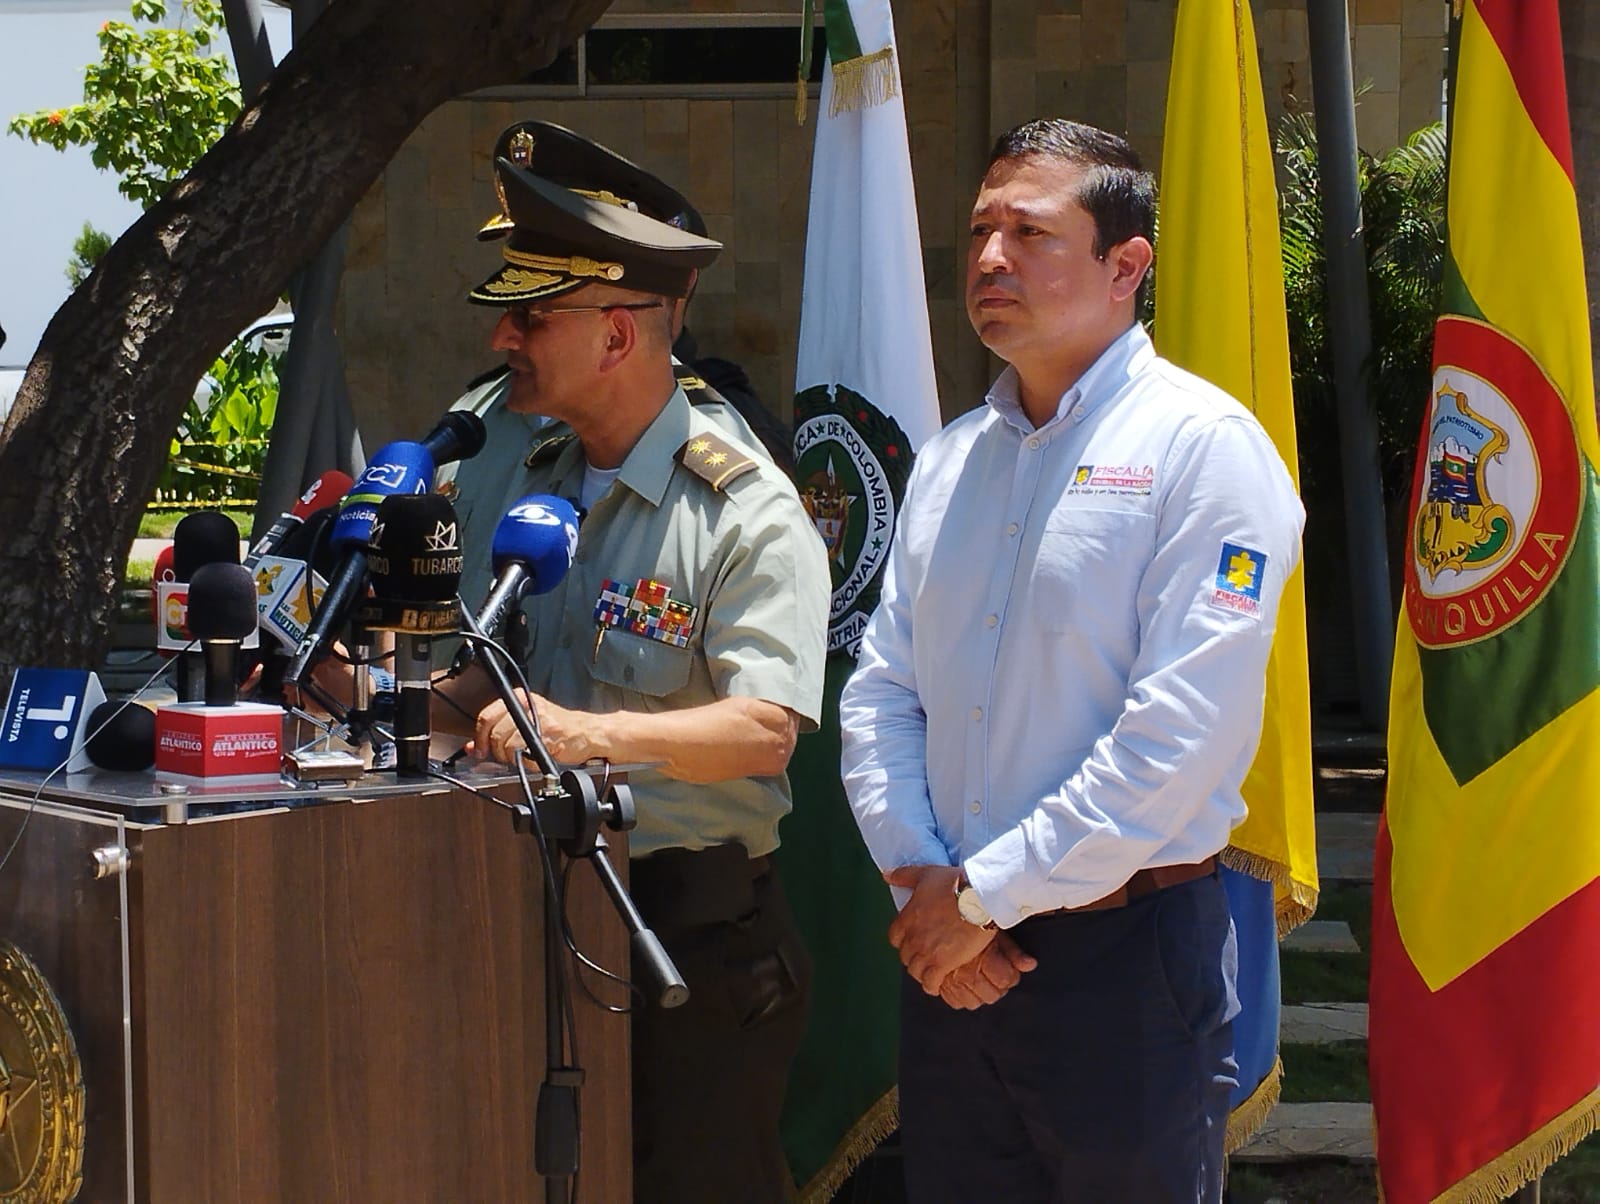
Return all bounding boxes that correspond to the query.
[0,1,291,366]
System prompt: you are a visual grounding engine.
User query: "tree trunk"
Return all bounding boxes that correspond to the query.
[1564,0,1599,418]
[0,0,613,677]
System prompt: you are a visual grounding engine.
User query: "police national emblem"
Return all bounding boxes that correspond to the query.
[0,940,84,1202]
[1405,317,1583,648]
[793,384,915,656]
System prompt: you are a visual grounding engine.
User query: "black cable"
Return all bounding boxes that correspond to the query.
[514,754,581,1062]
[0,644,185,879]
[559,856,642,1014]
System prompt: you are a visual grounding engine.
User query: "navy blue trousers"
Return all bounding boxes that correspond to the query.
[898,873,1239,1203]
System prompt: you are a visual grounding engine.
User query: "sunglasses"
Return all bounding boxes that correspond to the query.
[504,300,663,333]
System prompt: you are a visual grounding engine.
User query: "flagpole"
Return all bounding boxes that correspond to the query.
[1305,0,1393,728]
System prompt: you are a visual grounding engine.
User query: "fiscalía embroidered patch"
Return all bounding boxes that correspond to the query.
[1211,541,1267,618]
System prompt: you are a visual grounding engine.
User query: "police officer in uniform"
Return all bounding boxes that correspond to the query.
[435,122,791,651]
[437,139,830,1203]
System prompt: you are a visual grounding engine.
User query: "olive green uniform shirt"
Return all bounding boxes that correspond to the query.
[434,365,773,670]
[496,386,829,858]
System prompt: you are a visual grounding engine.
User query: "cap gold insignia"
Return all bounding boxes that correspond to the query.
[490,189,511,235]
[481,266,564,296]
[503,247,625,282]
[508,128,536,167]
[571,187,638,212]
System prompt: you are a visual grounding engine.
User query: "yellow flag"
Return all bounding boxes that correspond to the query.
[1154,0,1318,927]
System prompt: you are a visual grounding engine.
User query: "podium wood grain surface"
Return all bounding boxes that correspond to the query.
[1,788,631,1202]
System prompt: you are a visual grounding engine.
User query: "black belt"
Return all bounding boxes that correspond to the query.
[630,844,771,929]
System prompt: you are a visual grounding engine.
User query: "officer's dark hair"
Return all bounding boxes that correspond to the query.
[986,119,1156,260]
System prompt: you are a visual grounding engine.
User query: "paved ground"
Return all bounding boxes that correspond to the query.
[1234,1103,1375,1164]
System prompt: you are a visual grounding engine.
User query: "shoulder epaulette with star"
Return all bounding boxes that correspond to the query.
[676,432,758,491]
[524,431,576,468]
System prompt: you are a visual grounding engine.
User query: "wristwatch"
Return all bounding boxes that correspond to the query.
[954,870,997,930]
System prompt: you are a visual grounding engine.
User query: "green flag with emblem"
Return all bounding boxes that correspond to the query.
[778,0,941,1197]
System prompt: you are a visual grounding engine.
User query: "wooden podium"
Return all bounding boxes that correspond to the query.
[0,775,631,1202]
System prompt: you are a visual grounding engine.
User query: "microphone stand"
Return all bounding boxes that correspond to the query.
[457,605,686,1202]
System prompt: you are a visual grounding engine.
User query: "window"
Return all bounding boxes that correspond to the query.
[477,13,827,100]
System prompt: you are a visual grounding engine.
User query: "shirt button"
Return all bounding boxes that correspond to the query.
[1006,522,1019,537]
[1018,904,1033,915]
[968,800,981,814]
[1027,437,1040,450]
[985,614,998,628]
[1072,405,1084,418]
[971,706,983,721]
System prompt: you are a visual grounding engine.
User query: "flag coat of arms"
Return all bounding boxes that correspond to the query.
[1369,2,1600,1200]
[776,0,942,1197]
[1154,0,1319,1152]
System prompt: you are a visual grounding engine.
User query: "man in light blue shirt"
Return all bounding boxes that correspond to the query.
[839,119,1304,1201]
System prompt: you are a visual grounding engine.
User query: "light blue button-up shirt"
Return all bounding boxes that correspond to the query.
[839,324,1305,929]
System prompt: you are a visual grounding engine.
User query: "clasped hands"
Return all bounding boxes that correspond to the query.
[884,865,1036,1011]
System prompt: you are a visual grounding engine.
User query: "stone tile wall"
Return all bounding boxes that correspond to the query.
[338,0,1446,446]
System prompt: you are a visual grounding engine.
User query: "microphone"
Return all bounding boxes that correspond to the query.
[475,495,581,645]
[169,511,242,702]
[187,562,260,707]
[354,493,464,775]
[84,699,157,772]
[419,411,488,468]
[172,510,240,580]
[451,495,579,777]
[281,441,435,686]
[245,469,355,567]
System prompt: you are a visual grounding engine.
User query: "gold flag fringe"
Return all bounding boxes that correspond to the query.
[1224,1056,1283,1155]
[798,1086,899,1203]
[1399,1087,1600,1204]
[828,46,898,116]
[1219,844,1319,936]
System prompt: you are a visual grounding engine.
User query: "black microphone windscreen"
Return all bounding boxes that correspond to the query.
[420,411,488,467]
[358,494,463,633]
[173,510,241,580]
[187,562,259,640]
[368,494,464,603]
[85,700,156,772]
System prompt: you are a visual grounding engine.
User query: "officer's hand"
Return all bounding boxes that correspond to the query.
[471,689,599,766]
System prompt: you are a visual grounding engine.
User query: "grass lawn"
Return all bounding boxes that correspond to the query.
[1280,1041,1369,1103]
[137,507,254,539]
[1280,881,1372,1005]
[1228,1161,1377,1202]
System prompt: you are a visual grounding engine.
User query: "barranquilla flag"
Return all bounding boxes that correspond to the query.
[1370,2,1600,1199]
[775,0,941,1197]
[1154,0,1319,1152]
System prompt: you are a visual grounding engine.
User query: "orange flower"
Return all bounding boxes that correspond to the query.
[47,111,63,125]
